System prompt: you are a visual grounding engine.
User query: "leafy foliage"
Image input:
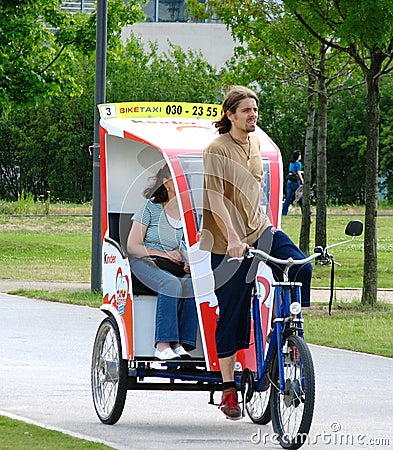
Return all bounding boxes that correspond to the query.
[0,0,145,107]
[106,33,221,103]
[327,84,367,204]
[380,77,393,201]
[0,0,392,206]
[0,28,223,202]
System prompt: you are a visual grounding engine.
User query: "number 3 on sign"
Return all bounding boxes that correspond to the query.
[100,104,117,119]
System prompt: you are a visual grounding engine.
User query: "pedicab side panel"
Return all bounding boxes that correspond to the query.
[98,102,283,371]
[257,130,283,227]
[100,125,108,242]
[101,238,134,359]
[99,115,212,361]
[99,125,136,360]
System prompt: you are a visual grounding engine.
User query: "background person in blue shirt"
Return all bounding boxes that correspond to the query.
[282,151,304,216]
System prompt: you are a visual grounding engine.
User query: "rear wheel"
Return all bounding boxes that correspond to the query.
[270,335,315,449]
[242,368,271,424]
[91,316,128,424]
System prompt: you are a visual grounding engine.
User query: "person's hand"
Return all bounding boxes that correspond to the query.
[165,249,183,263]
[184,262,190,274]
[227,239,249,258]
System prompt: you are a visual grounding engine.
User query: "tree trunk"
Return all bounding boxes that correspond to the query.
[315,45,328,249]
[361,65,380,306]
[299,75,316,255]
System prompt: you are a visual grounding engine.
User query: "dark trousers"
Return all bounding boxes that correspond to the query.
[211,227,312,358]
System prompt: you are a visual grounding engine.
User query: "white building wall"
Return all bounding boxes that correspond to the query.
[122,23,237,69]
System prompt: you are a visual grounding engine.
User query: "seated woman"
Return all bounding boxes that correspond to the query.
[127,164,198,360]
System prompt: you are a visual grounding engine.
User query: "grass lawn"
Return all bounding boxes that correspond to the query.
[1,208,393,288]
[0,215,92,281]
[303,302,393,358]
[10,289,103,308]
[1,203,392,359]
[0,415,113,450]
[281,213,393,289]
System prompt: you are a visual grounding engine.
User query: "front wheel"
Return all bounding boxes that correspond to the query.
[270,335,315,449]
[91,316,128,424]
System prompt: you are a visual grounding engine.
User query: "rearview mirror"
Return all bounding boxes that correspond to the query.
[345,220,363,237]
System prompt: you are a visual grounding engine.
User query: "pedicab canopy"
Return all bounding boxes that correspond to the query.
[98,101,283,371]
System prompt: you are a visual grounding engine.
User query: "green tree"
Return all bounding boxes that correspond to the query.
[0,0,145,201]
[0,54,95,202]
[0,33,224,201]
[187,0,360,255]
[327,84,367,204]
[284,0,393,305]
[380,77,393,201]
[106,33,222,103]
[0,0,144,108]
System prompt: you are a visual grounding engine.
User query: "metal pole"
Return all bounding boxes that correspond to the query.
[91,0,107,292]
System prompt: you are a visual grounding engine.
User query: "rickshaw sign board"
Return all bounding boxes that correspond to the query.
[98,102,221,121]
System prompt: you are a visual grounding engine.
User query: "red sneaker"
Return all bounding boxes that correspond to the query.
[219,387,242,420]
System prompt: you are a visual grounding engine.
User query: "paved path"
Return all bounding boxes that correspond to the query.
[1,279,392,303]
[0,293,392,450]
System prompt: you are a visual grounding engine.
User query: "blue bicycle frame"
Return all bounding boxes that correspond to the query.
[252,281,304,392]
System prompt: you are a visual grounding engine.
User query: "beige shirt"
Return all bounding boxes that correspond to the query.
[200,133,272,254]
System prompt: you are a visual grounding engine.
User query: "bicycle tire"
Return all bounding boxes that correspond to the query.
[242,368,272,424]
[270,335,315,449]
[91,316,128,424]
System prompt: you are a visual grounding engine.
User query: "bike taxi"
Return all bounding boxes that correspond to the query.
[91,101,283,426]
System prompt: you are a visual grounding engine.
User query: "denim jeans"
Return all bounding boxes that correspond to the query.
[282,181,302,215]
[130,258,198,349]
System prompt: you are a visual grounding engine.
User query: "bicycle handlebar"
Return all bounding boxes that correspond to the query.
[226,229,359,267]
[245,248,322,267]
[226,222,362,316]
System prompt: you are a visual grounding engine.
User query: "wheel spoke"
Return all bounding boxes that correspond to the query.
[242,369,272,425]
[271,335,315,448]
[91,317,128,424]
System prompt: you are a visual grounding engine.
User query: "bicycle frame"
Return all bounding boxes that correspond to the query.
[247,217,363,395]
[252,280,304,392]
